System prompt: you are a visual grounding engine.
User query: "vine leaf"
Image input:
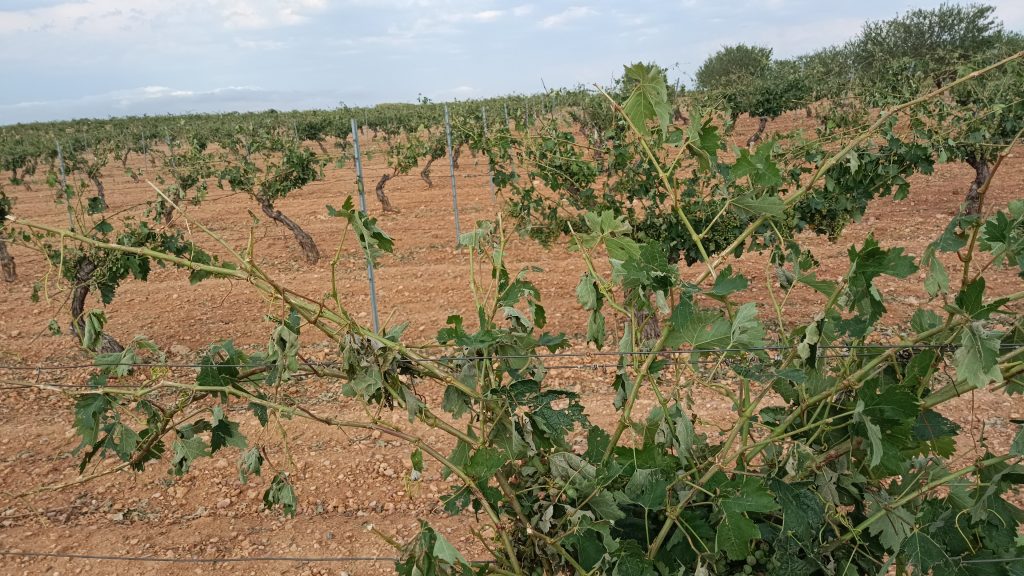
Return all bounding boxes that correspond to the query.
[620,63,672,137]
[953,322,1003,390]
[716,511,760,561]
[171,435,210,476]
[865,492,914,552]
[263,472,297,517]
[708,265,749,298]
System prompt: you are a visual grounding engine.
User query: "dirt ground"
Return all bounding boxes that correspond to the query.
[1,111,1022,575]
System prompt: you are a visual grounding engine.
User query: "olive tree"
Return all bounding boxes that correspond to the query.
[696,45,810,146]
[851,4,1023,215]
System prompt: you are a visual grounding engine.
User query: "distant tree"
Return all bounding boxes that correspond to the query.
[851,4,1022,215]
[797,44,856,115]
[695,44,772,93]
[853,3,1005,99]
[696,45,810,147]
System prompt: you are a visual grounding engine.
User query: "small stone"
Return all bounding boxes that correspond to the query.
[217,498,231,509]
[214,459,229,470]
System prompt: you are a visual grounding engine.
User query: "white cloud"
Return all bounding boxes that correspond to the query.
[439,10,506,24]
[435,85,479,99]
[512,5,534,17]
[539,6,597,29]
[218,0,327,30]
[0,0,326,35]
[0,84,343,124]
[235,38,287,50]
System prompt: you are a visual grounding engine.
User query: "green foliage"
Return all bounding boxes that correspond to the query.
[3,36,1024,576]
[853,3,1006,99]
[695,44,773,93]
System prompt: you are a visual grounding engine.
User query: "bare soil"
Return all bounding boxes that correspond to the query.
[1,111,1022,575]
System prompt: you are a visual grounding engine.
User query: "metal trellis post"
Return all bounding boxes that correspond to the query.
[443,104,461,244]
[351,118,380,333]
[482,106,495,201]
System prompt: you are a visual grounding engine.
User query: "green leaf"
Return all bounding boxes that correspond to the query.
[210,407,247,452]
[73,394,111,448]
[465,447,506,482]
[865,492,914,552]
[731,145,782,189]
[588,489,625,521]
[550,451,597,487]
[1011,427,1024,457]
[902,532,954,576]
[854,400,884,469]
[587,309,606,350]
[729,302,765,349]
[716,511,760,561]
[953,322,1003,391]
[443,439,470,480]
[431,531,468,566]
[666,298,731,352]
[327,197,394,266]
[411,448,424,474]
[263,472,297,517]
[620,62,672,137]
[770,480,824,542]
[708,265,749,298]
[170,435,210,476]
[623,468,668,509]
[733,192,785,218]
[576,273,600,310]
[911,309,942,334]
[721,476,779,514]
[921,244,950,297]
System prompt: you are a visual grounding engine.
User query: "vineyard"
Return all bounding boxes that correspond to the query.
[1,4,1024,576]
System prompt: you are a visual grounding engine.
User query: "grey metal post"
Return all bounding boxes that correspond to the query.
[482,106,495,201]
[55,142,74,231]
[351,118,380,333]
[443,104,461,243]
[503,102,510,130]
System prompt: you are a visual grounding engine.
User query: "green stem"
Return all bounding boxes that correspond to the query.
[601,329,672,464]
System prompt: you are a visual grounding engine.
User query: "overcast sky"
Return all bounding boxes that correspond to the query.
[1,0,1022,125]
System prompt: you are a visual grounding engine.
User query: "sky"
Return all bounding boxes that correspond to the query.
[1,0,1022,125]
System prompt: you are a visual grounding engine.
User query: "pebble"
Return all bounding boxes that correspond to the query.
[217,498,232,509]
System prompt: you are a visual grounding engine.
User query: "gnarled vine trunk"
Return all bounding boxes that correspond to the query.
[420,157,436,188]
[963,156,991,216]
[259,199,320,264]
[451,146,461,170]
[161,194,177,225]
[70,257,124,353]
[746,116,768,149]
[375,173,397,213]
[0,238,15,282]
[89,175,105,201]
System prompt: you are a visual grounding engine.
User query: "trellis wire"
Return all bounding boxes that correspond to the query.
[0,342,1017,374]
[0,549,401,564]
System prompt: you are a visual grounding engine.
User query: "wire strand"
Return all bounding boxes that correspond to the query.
[0,549,400,564]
